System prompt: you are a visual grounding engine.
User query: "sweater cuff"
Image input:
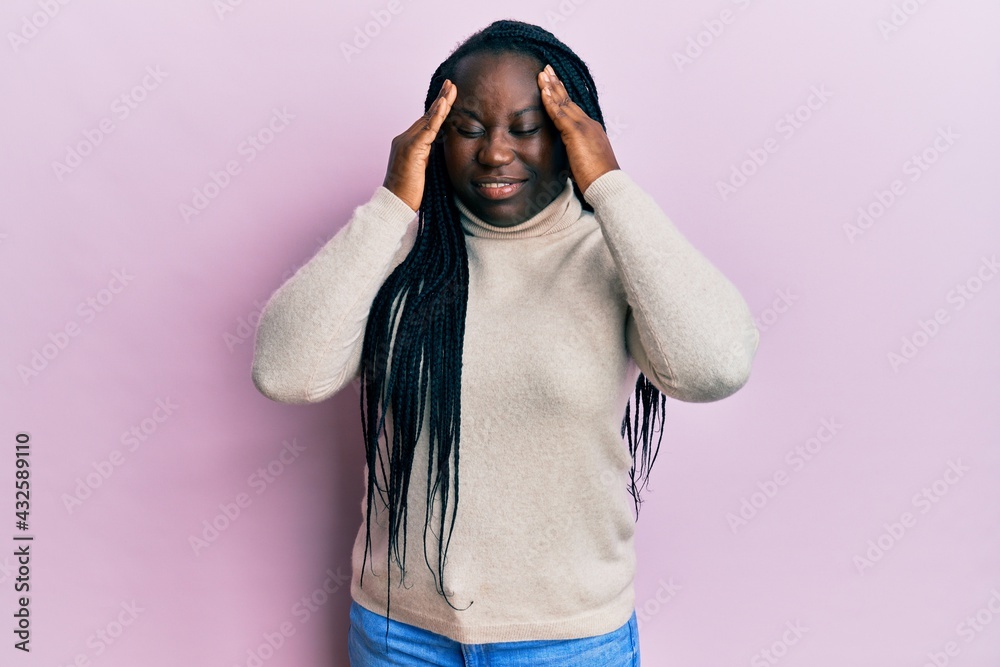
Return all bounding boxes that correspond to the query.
[368,185,420,227]
[582,169,634,208]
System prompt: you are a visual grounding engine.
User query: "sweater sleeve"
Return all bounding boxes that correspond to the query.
[251,185,420,404]
[583,169,760,403]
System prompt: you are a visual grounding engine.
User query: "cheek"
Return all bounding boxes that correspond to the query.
[442,143,470,185]
[549,138,569,171]
[440,133,456,157]
[538,127,563,154]
[533,136,563,169]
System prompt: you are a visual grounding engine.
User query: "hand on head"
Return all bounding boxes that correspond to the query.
[382,79,457,212]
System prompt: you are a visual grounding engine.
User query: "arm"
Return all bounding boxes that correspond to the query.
[251,185,419,404]
[584,169,760,402]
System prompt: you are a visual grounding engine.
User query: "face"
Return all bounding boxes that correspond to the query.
[439,51,571,228]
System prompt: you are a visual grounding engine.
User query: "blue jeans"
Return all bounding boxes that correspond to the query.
[348,600,640,666]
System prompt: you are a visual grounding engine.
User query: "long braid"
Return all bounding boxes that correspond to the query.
[357,18,667,652]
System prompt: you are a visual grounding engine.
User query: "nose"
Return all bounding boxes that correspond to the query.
[476,130,515,167]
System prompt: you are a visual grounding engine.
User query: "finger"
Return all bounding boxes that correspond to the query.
[426,81,455,131]
[538,65,580,123]
[418,81,456,142]
[439,79,457,110]
[405,81,454,137]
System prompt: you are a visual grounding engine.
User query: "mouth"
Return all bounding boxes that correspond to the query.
[473,178,527,201]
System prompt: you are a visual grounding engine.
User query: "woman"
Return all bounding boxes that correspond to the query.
[252,18,759,667]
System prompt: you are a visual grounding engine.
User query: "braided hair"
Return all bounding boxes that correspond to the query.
[357,18,667,649]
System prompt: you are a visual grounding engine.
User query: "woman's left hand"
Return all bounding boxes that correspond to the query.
[537,63,620,195]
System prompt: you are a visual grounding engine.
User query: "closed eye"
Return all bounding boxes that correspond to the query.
[457,128,540,137]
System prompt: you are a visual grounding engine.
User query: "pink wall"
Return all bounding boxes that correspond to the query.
[3,1,999,665]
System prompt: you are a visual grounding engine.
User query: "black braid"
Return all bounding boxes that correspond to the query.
[357,18,667,652]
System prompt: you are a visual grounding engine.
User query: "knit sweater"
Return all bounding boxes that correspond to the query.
[251,169,759,644]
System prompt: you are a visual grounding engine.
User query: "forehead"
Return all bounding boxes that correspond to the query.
[451,51,542,109]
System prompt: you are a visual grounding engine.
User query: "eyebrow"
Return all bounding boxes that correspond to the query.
[453,106,543,121]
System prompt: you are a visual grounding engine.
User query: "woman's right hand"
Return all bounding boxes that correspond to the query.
[382,79,457,212]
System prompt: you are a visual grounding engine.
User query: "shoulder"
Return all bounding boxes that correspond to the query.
[567,210,628,299]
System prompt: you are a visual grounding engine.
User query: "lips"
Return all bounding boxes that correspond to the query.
[473,179,527,200]
[472,177,527,186]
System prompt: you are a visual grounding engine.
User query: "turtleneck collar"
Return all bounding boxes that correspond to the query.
[453,176,581,239]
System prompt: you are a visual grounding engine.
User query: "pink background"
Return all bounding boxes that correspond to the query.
[3,1,999,665]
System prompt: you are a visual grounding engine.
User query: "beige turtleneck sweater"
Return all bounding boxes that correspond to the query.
[251,169,759,643]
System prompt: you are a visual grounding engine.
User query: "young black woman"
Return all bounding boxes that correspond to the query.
[252,19,760,667]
